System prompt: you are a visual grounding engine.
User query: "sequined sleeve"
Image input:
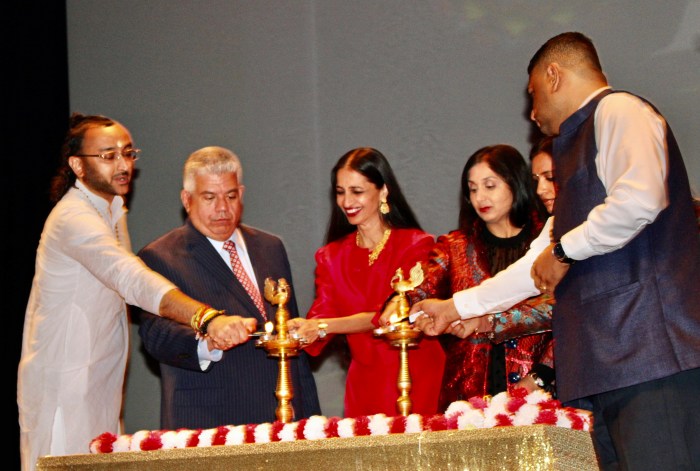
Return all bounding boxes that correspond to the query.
[408,233,463,305]
[488,294,554,344]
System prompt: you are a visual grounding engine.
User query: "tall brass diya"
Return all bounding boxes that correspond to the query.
[373,262,424,416]
[255,277,300,423]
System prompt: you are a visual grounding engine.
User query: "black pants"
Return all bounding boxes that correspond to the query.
[586,368,700,471]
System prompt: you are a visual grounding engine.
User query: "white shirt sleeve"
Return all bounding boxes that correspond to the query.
[452,217,552,318]
[197,339,223,370]
[561,92,668,260]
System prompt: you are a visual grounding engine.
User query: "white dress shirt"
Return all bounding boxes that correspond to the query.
[196,228,259,368]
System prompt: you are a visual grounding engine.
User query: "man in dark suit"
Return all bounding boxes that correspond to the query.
[137,146,320,429]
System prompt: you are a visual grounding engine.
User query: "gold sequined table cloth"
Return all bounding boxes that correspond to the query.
[37,425,597,470]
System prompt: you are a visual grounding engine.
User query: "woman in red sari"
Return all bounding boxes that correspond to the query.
[288,147,445,417]
[387,144,554,410]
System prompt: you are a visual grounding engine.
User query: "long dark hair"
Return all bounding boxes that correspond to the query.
[49,113,116,203]
[458,144,543,234]
[325,147,422,243]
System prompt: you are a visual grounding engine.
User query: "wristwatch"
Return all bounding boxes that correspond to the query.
[552,241,575,264]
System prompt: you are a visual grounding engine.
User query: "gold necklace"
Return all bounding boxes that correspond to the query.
[356,228,391,266]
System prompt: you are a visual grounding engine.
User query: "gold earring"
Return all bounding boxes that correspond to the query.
[380,200,390,215]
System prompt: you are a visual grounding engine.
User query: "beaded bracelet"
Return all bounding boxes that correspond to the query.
[190,306,225,338]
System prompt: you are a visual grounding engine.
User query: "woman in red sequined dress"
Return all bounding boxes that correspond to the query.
[402,144,553,410]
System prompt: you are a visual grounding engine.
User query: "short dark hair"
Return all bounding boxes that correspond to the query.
[458,144,542,234]
[325,147,422,243]
[527,32,602,75]
[50,113,116,203]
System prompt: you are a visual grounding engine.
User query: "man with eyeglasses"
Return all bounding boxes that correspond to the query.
[18,113,256,471]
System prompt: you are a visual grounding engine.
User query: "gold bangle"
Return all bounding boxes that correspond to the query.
[190,305,210,331]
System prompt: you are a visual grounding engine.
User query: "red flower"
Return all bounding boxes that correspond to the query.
[212,426,229,446]
[390,416,407,434]
[506,397,527,413]
[140,431,163,451]
[564,409,585,430]
[425,415,447,431]
[244,424,257,444]
[295,419,308,441]
[92,432,116,453]
[325,417,340,438]
[468,396,489,410]
[534,410,557,425]
[494,414,513,427]
[445,414,460,430]
[271,421,285,442]
[538,399,562,410]
[186,430,202,447]
[355,416,371,436]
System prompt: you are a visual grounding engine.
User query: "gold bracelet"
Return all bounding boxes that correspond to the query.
[190,305,210,331]
[317,321,328,339]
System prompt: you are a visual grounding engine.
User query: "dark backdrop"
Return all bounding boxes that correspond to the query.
[8,4,69,469]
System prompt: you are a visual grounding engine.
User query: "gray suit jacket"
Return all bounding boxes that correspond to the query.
[136,220,320,429]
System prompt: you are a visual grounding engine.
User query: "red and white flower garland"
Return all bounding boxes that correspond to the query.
[90,389,591,454]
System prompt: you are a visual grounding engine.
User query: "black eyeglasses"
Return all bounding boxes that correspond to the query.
[75,149,141,162]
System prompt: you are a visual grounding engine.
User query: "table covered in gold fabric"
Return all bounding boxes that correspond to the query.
[37,425,598,470]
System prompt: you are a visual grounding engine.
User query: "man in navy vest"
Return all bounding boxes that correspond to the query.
[528,32,700,470]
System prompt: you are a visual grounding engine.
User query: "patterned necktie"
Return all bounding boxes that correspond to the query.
[223,240,267,320]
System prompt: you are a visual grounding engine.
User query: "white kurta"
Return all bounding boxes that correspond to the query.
[17,181,176,471]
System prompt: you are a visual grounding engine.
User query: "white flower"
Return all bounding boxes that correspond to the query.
[404,414,423,433]
[304,415,328,440]
[173,429,195,449]
[555,409,573,428]
[368,414,391,436]
[160,431,179,449]
[444,400,473,419]
[225,425,245,445]
[112,434,132,453]
[513,404,541,426]
[254,423,272,443]
[483,392,510,427]
[197,428,216,447]
[278,423,298,442]
[456,408,485,429]
[525,389,551,404]
[337,418,356,438]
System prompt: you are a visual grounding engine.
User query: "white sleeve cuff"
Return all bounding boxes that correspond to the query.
[197,338,223,370]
